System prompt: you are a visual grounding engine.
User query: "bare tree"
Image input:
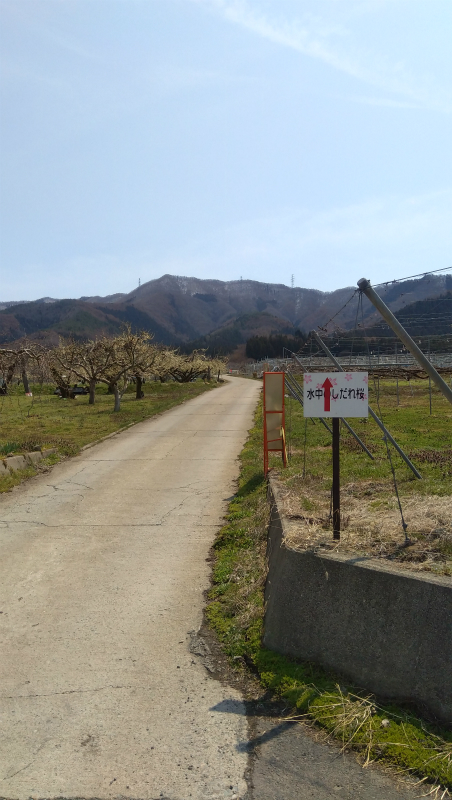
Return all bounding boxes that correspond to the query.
[167,351,224,383]
[0,344,44,395]
[103,328,163,411]
[51,338,118,404]
[49,330,174,410]
[45,333,223,411]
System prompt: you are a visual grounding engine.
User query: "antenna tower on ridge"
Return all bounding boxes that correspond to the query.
[291,274,294,289]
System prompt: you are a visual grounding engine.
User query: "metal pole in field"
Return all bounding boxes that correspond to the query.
[358,278,452,406]
[311,330,422,479]
[332,418,340,540]
[395,342,399,405]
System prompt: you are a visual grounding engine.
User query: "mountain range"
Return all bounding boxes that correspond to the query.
[1,272,451,349]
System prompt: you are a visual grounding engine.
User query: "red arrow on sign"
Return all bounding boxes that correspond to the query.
[322,377,333,412]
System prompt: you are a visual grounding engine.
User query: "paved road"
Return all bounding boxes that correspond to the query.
[0,378,260,800]
[247,715,419,800]
[0,377,422,800]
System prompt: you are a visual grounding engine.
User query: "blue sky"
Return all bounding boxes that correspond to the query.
[1,0,451,300]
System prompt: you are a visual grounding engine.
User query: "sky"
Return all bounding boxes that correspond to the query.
[1,0,451,300]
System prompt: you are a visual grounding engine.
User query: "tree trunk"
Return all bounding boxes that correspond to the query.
[21,369,30,393]
[113,384,121,412]
[89,378,96,405]
[135,375,143,399]
[107,380,115,394]
[51,367,72,398]
[6,363,15,386]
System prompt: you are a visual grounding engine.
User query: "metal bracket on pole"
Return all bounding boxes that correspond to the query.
[310,330,422,479]
[358,278,452,406]
[286,350,374,460]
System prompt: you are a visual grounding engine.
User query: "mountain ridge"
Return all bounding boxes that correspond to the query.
[1,272,451,346]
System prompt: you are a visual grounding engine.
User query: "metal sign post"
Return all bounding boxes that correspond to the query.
[303,371,369,540]
[332,418,340,540]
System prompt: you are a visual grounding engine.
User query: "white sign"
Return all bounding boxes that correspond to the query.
[303,372,369,418]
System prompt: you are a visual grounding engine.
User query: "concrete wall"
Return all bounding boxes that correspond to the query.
[264,477,452,725]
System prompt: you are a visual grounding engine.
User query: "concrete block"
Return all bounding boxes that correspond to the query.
[26,451,43,466]
[5,455,28,471]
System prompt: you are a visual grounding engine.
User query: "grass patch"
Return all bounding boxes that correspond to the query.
[0,464,38,492]
[207,397,452,791]
[0,379,218,492]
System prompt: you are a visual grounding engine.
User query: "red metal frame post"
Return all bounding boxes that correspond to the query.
[263,372,286,475]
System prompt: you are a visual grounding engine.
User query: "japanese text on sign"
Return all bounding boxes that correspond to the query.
[303,372,369,418]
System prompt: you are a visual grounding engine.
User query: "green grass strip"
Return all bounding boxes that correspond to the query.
[206,401,452,790]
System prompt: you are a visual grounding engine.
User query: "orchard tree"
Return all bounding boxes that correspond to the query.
[0,344,43,394]
[167,351,225,383]
[101,328,164,411]
[51,338,118,404]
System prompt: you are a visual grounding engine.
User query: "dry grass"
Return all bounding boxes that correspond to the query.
[276,475,452,574]
[283,685,452,797]
[286,685,379,763]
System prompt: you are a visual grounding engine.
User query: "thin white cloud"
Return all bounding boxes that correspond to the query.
[191,0,452,113]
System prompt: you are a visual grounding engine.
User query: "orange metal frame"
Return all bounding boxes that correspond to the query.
[263,371,287,475]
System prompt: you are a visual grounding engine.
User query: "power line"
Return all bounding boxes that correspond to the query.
[318,289,358,332]
[373,265,452,289]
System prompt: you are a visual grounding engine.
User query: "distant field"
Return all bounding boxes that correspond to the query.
[0,380,219,491]
[269,377,452,575]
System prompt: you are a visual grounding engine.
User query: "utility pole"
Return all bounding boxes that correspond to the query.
[358,278,452,406]
[310,330,421,479]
